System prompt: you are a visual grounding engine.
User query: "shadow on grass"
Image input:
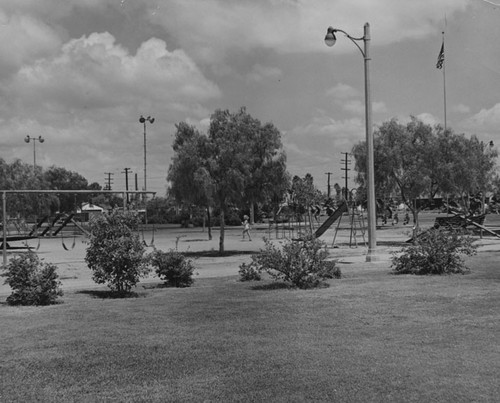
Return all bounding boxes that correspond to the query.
[184,250,256,258]
[76,290,146,299]
[141,283,193,290]
[250,281,331,291]
[251,282,293,291]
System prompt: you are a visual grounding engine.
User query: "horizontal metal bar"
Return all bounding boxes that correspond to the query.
[0,190,156,194]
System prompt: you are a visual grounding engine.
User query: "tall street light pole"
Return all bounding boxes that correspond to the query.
[24,135,45,173]
[139,115,154,223]
[325,23,377,261]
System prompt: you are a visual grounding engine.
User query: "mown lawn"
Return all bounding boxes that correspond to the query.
[1,252,499,402]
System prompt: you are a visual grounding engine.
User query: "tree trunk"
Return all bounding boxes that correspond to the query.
[250,201,255,225]
[308,206,313,232]
[219,209,225,254]
[207,206,212,240]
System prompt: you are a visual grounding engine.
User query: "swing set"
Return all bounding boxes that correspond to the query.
[1,189,156,268]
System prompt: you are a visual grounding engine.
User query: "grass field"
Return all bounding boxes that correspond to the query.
[1,247,499,402]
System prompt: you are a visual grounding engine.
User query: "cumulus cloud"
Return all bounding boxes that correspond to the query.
[246,64,282,83]
[282,114,364,181]
[149,0,468,63]
[9,33,220,114]
[452,103,471,114]
[0,11,62,77]
[0,31,221,191]
[462,103,500,136]
[326,83,359,100]
[325,83,387,115]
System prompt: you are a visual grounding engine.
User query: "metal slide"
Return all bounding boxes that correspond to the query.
[314,201,348,238]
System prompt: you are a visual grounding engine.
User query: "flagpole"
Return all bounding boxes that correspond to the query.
[442,31,447,131]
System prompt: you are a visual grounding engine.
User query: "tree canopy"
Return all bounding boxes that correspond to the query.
[168,107,289,253]
[352,117,498,225]
[0,158,100,220]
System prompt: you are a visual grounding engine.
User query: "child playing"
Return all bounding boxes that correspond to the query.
[242,215,252,241]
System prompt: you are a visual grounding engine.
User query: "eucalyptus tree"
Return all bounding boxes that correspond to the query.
[352,117,498,228]
[289,174,323,230]
[43,166,90,212]
[433,130,497,214]
[242,118,289,224]
[168,122,214,240]
[0,159,52,220]
[168,107,289,253]
[352,117,438,228]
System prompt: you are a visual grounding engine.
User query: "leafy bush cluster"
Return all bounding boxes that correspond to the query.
[392,228,477,275]
[2,252,63,305]
[149,249,196,288]
[85,210,150,294]
[242,235,341,289]
[238,262,262,282]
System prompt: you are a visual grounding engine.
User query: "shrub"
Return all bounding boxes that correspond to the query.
[149,249,195,287]
[2,252,63,305]
[249,234,340,289]
[238,261,262,282]
[85,210,150,294]
[392,228,477,275]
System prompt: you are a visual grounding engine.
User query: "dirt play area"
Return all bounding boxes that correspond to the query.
[2,215,500,297]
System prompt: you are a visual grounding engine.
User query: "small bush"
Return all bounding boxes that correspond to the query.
[318,260,342,279]
[392,228,477,275]
[2,252,63,305]
[249,234,340,289]
[238,261,262,281]
[85,210,150,294]
[149,249,195,287]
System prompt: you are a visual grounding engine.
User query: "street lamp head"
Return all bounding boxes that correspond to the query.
[24,135,30,143]
[324,26,337,47]
[38,136,44,143]
[147,117,155,124]
[139,115,146,123]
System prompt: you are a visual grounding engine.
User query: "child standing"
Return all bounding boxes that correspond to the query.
[242,215,252,241]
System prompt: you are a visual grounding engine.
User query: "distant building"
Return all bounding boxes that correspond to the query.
[75,203,104,222]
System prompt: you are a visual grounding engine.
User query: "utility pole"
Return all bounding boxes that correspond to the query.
[341,152,351,201]
[122,168,132,205]
[325,172,332,199]
[104,172,114,190]
[135,173,139,204]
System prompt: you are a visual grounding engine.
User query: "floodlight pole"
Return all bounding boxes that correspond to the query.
[24,135,45,172]
[325,23,378,261]
[139,115,154,224]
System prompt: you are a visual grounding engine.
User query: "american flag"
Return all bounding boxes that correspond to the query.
[436,42,444,69]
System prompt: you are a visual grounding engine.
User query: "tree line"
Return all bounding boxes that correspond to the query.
[168,111,499,251]
[0,159,102,220]
[351,117,498,227]
[3,109,497,249]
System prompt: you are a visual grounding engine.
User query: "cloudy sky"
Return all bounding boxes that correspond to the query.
[1,0,500,196]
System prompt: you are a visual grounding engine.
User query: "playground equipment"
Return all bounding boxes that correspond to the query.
[1,189,156,268]
[407,210,500,243]
[329,201,367,248]
[0,234,37,250]
[141,224,156,247]
[314,201,348,238]
[269,199,369,248]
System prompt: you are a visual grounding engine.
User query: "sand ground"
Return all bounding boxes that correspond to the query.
[2,218,500,297]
